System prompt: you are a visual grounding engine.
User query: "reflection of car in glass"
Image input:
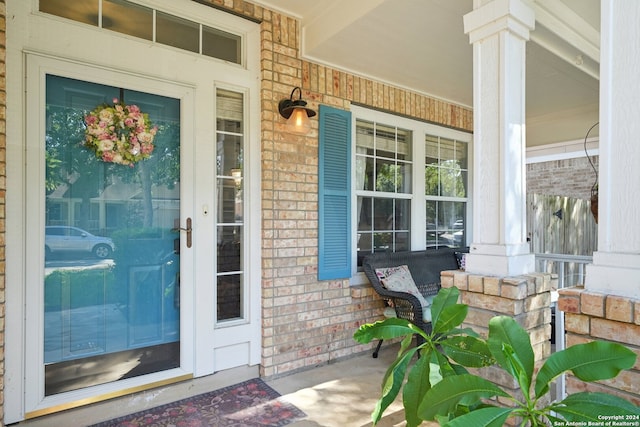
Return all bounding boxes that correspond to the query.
[45,226,115,259]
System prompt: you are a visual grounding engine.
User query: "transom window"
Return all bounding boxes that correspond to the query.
[39,0,242,64]
[353,106,471,269]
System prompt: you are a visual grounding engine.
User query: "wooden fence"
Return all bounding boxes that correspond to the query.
[527,193,597,287]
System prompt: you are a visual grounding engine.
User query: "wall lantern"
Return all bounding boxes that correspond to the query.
[278,87,316,135]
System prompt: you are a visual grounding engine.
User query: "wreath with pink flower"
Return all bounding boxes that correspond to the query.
[84,98,158,166]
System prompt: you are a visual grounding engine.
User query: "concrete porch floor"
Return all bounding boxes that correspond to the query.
[15,343,438,427]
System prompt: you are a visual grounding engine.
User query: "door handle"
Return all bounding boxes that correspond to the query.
[172,217,192,248]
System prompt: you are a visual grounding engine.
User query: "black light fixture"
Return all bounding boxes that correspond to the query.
[278,87,316,134]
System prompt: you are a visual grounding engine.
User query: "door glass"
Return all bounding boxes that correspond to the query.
[44,75,181,395]
[216,89,244,322]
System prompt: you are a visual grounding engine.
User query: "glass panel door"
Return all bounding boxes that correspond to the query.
[44,75,181,395]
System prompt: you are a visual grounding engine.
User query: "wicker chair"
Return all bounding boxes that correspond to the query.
[362,248,463,357]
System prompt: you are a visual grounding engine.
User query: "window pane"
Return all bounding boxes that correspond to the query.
[425,135,439,165]
[396,128,412,161]
[218,227,242,272]
[374,124,397,158]
[203,25,241,63]
[217,89,244,128]
[355,120,375,154]
[373,232,392,251]
[103,0,152,40]
[156,11,199,53]
[357,197,373,232]
[455,140,468,169]
[217,274,242,320]
[398,161,412,193]
[395,232,410,252]
[440,161,465,197]
[425,164,439,196]
[395,199,410,231]
[424,199,465,248]
[216,134,243,176]
[373,198,394,231]
[355,155,373,191]
[40,0,99,26]
[216,178,242,223]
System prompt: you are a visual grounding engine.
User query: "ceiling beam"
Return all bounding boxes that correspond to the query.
[528,0,600,79]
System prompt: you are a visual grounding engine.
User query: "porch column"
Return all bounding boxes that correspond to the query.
[585,0,640,300]
[463,0,535,277]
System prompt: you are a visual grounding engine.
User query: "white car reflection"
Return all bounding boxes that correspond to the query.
[45,226,115,259]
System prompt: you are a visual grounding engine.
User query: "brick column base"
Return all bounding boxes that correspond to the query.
[557,287,640,406]
[441,270,552,424]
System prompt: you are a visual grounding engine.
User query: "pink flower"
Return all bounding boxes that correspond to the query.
[141,143,154,154]
[84,101,156,165]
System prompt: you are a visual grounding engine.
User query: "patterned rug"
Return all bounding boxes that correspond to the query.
[90,378,306,427]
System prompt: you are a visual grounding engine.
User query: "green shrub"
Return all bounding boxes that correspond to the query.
[354,288,639,427]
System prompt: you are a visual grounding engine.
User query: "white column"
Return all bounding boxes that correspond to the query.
[585,0,640,299]
[463,0,535,277]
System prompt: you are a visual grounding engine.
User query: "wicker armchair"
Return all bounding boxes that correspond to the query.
[362,248,462,357]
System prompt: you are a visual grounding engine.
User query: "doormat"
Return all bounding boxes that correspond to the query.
[90,378,306,427]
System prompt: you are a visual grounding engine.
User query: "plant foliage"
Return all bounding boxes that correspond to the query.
[421,316,638,426]
[354,290,638,426]
[353,287,494,426]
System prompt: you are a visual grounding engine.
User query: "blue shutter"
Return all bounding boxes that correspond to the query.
[318,105,352,280]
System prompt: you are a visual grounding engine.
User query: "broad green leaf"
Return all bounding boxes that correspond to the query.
[552,392,640,421]
[443,406,513,427]
[433,304,468,334]
[430,287,460,327]
[449,363,470,376]
[448,326,480,337]
[441,336,495,368]
[381,334,416,393]
[534,341,637,398]
[373,343,417,425]
[429,350,458,385]
[403,353,431,427]
[501,342,532,400]
[418,374,510,420]
[488,316,534,388]
[428,350,444,386]
[354,318,421,344]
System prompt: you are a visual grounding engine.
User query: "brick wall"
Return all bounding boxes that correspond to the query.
[527,156,599,200]
[197,0,472,377]
[557,288,640,406]
[1,1,6,424]
[261,13,474,377]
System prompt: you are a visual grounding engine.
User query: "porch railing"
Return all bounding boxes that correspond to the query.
[534,252,593,401]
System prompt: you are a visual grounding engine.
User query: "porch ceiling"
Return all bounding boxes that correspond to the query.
[253,0,600,147]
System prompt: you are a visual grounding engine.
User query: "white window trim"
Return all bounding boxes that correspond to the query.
[350,105,473,284]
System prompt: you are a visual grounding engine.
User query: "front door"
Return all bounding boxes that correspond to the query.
[7,0,261,418]
[42,74,183,396]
